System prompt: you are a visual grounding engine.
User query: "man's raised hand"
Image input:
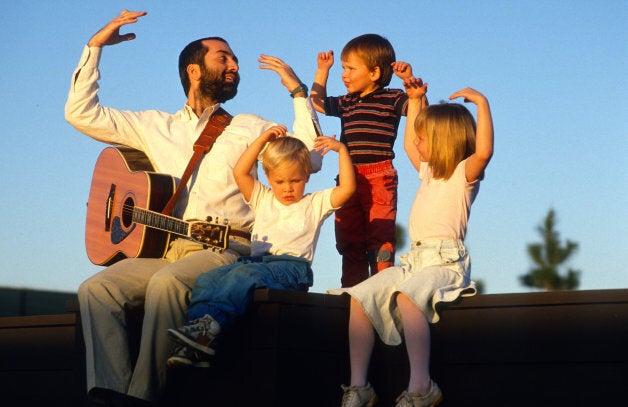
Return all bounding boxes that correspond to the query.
[88,10,147,48]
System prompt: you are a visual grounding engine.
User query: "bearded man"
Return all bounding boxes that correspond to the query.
[65,10,321,406]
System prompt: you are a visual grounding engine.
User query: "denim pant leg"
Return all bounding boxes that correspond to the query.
[187,263,238,321]
[194,260,309,327]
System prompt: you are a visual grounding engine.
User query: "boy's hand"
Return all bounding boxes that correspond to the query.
[317,51,334,70]
[314,135,343,155]
[392,61,413,80]
[403,77,428,99]
[260,125,288,143]
[449,87,487,106]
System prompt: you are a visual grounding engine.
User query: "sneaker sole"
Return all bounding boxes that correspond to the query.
[341,391,377,407]
[167,355,210,368]
[167,328,216,356]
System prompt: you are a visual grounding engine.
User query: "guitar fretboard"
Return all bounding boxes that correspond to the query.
[131,206,189,236]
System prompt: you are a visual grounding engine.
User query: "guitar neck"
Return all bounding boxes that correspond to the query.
[131,207,190,237]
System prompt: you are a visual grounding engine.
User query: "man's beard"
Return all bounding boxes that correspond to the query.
[199,65,239,103]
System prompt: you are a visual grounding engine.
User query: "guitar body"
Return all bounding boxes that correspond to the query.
[85,147,176,266]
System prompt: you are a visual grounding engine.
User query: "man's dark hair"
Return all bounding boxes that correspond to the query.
[178,37,229,96]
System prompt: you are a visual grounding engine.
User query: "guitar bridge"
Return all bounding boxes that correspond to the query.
[105,183,116,232]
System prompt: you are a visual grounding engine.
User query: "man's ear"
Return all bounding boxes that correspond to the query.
[187,63,201,82]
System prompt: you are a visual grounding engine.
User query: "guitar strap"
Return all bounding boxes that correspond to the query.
[161,107,232,216]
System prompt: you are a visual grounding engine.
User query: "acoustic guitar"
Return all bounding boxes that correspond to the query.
[85,146,229,266]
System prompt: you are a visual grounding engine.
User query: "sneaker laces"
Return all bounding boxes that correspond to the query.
[341,384,373,407]
[342,386,360,407]
[341,388,360,407]
[188,315,218,339]
[395,391,414,406]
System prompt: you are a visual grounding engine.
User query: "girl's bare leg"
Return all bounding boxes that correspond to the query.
[397,293,431,394]
[348,297,375,386]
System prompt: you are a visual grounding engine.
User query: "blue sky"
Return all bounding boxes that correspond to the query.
[0,1,626,295]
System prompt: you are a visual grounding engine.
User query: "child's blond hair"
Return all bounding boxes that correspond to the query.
[261,136,312,176]
[414,104,476,180]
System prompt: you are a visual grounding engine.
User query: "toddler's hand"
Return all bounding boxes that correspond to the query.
[260,125,287,142]
[314,135,342,155]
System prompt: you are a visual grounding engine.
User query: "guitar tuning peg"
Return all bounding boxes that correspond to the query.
[206,216,213,222]
[223,218,229,225]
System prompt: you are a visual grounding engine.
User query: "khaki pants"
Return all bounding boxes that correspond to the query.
[78,238,247,402]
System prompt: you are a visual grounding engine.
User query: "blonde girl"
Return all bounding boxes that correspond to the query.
[336,79,494,407]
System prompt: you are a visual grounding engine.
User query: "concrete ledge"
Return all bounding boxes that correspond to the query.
[3,288,627,406]
[0,313,87,406]
[166,288,628,406]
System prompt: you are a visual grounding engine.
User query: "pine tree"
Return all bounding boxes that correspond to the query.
[520,208,580,291]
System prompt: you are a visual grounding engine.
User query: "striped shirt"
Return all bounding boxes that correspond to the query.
[324,88,408,165]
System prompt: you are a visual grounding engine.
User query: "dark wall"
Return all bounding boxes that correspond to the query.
[0,287,77,317]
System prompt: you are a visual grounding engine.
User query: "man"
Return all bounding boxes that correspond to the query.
[65,10,321,406]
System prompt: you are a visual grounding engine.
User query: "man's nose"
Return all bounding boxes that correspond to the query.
[227,59,239,72]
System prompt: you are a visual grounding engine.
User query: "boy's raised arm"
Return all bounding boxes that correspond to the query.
[310,51,334,114]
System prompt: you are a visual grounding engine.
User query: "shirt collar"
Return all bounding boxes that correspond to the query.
[183,102,221,122]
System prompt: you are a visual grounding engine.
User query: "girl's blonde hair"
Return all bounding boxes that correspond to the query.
[261,136,312,176]
[414,103,476,180]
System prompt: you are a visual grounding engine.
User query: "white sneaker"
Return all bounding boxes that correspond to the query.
[394,380,443,407]
[166,346,211,368]
[340,383,378,407]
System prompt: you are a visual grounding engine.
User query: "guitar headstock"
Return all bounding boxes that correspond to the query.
[189,221,230,252]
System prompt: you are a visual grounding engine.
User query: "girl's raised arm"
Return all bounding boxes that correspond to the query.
[450,88,494,182]
[402,77,428,172]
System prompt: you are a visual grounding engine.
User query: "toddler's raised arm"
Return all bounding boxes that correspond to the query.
[314,135,355,208]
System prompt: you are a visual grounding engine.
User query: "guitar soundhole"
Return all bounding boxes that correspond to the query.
[122,197,135,228]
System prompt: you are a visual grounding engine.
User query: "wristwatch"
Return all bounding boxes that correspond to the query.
[289,83,308,98]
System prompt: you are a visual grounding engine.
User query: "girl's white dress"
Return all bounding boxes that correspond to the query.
[329,159,479,345]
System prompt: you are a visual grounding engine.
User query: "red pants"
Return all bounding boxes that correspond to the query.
[335,160,398,287]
